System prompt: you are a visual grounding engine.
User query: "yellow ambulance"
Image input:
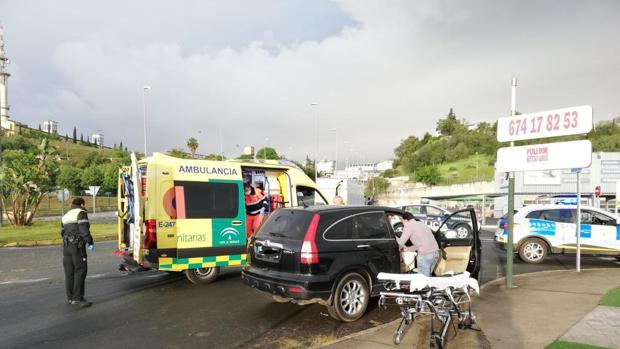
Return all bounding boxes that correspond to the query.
[117,152,327,284]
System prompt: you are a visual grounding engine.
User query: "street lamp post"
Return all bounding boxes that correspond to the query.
[311,102,318,180]
[263,137,269,160]
[328,128,339,175]
[142,85,151,155]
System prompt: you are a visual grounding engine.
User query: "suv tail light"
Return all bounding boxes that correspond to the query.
[300,214,320,264]
[144,219,157,249]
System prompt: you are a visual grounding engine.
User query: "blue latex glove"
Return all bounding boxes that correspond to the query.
[88,244,95,252]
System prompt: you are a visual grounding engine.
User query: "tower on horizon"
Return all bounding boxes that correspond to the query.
[0,22,15,135]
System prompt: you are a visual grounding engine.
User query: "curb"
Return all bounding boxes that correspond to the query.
[0,235,117,248]
[315,319,403,348]
[479,267,618,291]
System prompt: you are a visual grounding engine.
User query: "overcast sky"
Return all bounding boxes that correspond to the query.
[1,0,619,165]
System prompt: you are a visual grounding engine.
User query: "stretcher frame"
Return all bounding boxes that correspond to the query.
[378,272,478,348]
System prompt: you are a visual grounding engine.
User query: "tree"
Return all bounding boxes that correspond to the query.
[72,126,77,143]
[414,166,441,186]
[167,148,192,159]
[204,153,226,161]
[364,176,389,198]
[99,164,119,194]
[81,166,103,188]
[436,108,467,137]
[291,160,315,181]
[256,147,280,160]
[58,166,84,195]
[80,133,84,142]
[186,137,199,157]
[0,139,60,225]
[119,141,123,149]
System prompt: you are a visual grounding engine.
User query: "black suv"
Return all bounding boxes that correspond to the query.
[241,206,480,322]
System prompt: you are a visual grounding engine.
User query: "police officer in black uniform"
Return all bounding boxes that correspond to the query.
[61,198,94,307]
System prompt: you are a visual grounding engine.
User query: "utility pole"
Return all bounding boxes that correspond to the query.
[506,77,517,288]
[311,102,319,180]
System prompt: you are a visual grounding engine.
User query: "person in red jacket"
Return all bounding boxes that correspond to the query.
[244,182,265,238]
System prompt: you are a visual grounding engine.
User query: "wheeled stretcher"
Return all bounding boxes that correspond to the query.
[378,271,480,349]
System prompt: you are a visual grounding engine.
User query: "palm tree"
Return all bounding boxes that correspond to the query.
[187,137,199,157]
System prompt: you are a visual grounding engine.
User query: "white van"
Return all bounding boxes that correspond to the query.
[495,204,620,263]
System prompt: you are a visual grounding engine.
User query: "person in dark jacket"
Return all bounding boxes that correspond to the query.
[61,197,94,307]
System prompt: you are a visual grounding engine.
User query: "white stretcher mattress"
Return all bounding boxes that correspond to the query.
[377,271,480,295]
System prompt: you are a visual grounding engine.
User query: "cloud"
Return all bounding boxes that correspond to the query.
[3,0,620,163]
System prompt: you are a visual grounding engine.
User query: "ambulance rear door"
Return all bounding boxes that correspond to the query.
[173,162,246,262]
[130,153,143,263]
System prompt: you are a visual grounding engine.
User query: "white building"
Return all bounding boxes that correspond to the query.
[41,120,58,134]
[91,133,104,147]
[316,160,336,175]
[376,160,394,172]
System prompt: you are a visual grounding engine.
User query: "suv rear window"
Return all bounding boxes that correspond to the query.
[324,212,390,240]
[256,209,314,240]
[175,181,239,219]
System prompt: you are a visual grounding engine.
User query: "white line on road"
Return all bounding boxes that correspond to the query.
[480,238,496,242]
[87,273,110,279]
[0,277,50,285]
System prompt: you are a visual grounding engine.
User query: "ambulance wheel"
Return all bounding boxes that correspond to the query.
[518,238,547,264]
[185,267,220,285]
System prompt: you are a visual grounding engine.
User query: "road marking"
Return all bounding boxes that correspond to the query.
[480,238,496,242]
[0,277,50,285]
[87,273,110,279]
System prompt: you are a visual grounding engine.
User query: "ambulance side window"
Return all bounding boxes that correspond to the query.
[175,181,239,219]
[296,186,328,206]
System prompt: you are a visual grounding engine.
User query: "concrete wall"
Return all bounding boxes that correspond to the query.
[376,181,494,207]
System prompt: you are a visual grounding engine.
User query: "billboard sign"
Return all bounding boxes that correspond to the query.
[496,140,592,173]
[497,105,592,142]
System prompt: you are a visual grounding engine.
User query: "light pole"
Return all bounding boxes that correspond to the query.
[311,102,318,180]
[328,128,339,175]
[142,85,151,156]
[263,137,269,160]
[219,127,224,160]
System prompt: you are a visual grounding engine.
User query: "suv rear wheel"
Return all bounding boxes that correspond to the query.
[185,267,220,284]
[518,238,547,264]
[327,273,369,322]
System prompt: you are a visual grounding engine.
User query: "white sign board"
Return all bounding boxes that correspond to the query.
[496,140,591,172]
[88,186,101,196]
[497,105,592,142]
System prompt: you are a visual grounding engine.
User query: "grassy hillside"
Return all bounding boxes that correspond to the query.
[436,154,495,184]
[48,138,115,164]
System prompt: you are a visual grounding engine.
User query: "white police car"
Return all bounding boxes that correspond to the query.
[495,205,620,264]
[400,204,475,238]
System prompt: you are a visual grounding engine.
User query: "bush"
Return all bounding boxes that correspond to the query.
[414,166,441,186]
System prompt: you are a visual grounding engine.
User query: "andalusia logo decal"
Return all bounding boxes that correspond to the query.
[220,227,241,242]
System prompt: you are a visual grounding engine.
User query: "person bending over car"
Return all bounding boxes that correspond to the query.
[396,212,440,276]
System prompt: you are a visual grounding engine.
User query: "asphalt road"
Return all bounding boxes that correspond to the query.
[0,228,618,349]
